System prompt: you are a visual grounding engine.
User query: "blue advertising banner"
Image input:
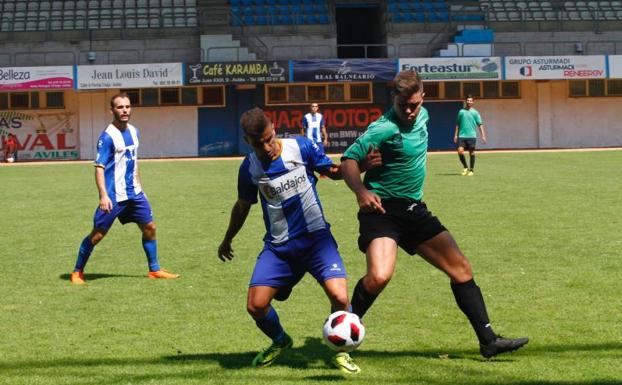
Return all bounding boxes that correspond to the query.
[291,59,397,82]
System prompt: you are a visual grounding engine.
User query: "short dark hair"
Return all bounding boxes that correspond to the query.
[392,70,423,100]
[466,94,474,99]
[110,93,130,108]
[240,107,271,137]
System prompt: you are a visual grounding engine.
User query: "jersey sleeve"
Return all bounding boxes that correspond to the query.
[237,157,258,204]
[301,114,308,130]
[298,136,333,172]
[341,121,392,163]
[94,132,113,167]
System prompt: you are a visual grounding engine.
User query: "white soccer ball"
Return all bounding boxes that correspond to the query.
[322,311,365,352]
[6,157,14,163]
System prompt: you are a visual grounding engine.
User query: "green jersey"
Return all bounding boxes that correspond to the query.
[342,106,429,201]
[456,107,482,138]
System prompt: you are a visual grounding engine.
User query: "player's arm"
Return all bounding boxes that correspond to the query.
[300,116,307,136]
[94,165,113,213]
[321,123,328,146]
[454,124,460,143]
[341,158,384,214]
[218,199,252,262]
[321,145,382,180]
[478,124,487,143]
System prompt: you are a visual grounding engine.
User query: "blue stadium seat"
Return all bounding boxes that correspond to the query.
[230,0,240,5]
[255,14,268,24]
[303,14,318,23]
[317,13,329,23]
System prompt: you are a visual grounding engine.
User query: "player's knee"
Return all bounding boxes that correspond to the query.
[450,257,473,282]
[327,290,349,309]
[366,272,392,293]
[142,222,156,238]
[89,230,107,245]
[247,301,270,319]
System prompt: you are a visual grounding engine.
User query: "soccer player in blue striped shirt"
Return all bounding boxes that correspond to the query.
[218,107,378,374]
[70,93,179,284]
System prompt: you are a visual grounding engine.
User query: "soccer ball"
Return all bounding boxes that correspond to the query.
[322,311,365,352]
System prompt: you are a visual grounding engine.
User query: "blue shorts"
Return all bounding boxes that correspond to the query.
[93,192,154,231]
[249,228,346,289]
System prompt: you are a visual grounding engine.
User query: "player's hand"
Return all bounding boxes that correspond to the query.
[482,137,487,144]
[356,190,385,214]
[218,240,234,262]
[360,144,382,172]
[323,139,329,147]
[99,196,113,213]
[453,135,458,144]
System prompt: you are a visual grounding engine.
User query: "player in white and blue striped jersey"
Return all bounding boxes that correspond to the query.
[300,103,328,154]
[218,108,379,374]
[69,93,179,284]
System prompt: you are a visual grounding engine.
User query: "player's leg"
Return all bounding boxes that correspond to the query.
[71,227,107,284]
[70,201,123,284]
[351,209,401,319]
[124,194,178,278]
[305,230,360,375]
[416,231,528,357]
[457,142,468,175]
[350,238,398,319]
[248,245,297,367]
[467,140,476,175]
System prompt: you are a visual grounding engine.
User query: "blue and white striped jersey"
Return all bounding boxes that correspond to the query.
[94,123,142,204]
[238,137,334,244]
[302,112,325,143]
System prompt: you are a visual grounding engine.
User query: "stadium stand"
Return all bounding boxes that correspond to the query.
[0,0,199,30]
[479,0,622,22]
[229,0,330,26]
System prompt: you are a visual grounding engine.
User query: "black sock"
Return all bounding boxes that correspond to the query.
[351,278,378,319]
[458,154,467,168]
[451,279,496,345]
[469,154,475,170]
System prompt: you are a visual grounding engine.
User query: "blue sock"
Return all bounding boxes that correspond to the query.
[74,236,94,272]
[255,307,285,343]
[142,239,160,272]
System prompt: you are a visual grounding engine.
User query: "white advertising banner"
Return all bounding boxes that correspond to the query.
[0,111,78,160]
[505,56,606,80]
[0,66,74,90]
[77,63,183,89]
[399,57,502,81]
[608,55,622,78]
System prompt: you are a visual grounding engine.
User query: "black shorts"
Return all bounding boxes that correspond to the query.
[357,199,447,255]
[458,138,476,151]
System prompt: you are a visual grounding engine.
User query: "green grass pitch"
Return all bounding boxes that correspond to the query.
[0,150,620,385]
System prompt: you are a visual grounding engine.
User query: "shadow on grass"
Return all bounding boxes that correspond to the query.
[58,273,143,282]
[2,340,622,385]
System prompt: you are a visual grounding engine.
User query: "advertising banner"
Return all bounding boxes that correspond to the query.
[291,59,397,82]
[0,66,74,90]
[0,111,78,160]
[77,63,183,89]
[399,57,502,81]
[505,55,606,79]
[186,61,289,84]
[608,55,622,78]
[264,104,385,153]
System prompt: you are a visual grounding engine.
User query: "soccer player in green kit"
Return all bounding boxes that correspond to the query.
[340,70,528,358]
[454,95,487,176]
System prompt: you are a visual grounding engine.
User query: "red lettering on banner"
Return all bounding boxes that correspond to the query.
[29,134,54,150]
[57,133,76,150]
[564,70,603,78]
